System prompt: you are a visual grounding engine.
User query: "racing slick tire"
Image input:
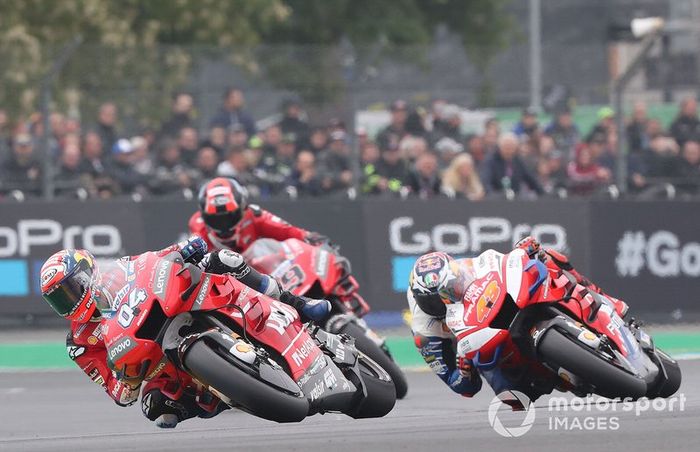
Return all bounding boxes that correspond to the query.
[647,348,682,398]
[346,354,397,419]
[184,340,309,423]
[340,321,408,399]
[537,328,647,399]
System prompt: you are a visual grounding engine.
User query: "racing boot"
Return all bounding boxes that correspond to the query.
[280,291,331,322]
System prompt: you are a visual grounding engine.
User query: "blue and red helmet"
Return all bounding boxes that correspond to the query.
[40,249,99,322]
[409,252,455,318]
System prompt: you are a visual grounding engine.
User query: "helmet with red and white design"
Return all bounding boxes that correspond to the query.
[197,177,249,240]
[40,249,99,322]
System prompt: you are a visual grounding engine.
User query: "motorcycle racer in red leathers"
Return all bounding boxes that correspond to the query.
[40,237,329,428]
[188,177,330,253]
[407,237,629,403]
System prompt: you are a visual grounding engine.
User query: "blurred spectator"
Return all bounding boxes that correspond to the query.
[377,100,408,151]
[404,152,442,199]
[435,104,464,143]
[308,127,328,154]
[360,142,380,168]
[256,133,296,196]
[399,135,428,163]
[150,140,195,196]
[441,153,485,201]
[227,124,249,151]
[430,99,449,137]
[96,102,118,150]
[364,143,409,196]
[0,109,9,161]
[482,133,543,196]
[404,108,427,139]
[645,118,664,141]
[54,142,90,198]
[677,140,700,196]
[107,139,148,197]
[278,98,310,146]
[626,101,650,153]
[566,143,611,196]
[159,92,195,139]
[537,150,567,195]
[209,87,255,136]
[1,133,42,197]
[130,136,154,177]
[586,106,615,143]
[482,122,500,156]
[218,147,250,179]
[644,135,681,180]
[545,108,580,156]
[287,150,322,197]
[513,107,539,140]
[356,127,369,150]
[669,97,700,147]
[193,146,219,185]
[318,131,354,194]
[200,126,227,157]
[50,113,67,153]
[466,134,487,171]
[434,137,463,169]
[177,126,199,166]
[261,124,283,157]
[81,131,119,198]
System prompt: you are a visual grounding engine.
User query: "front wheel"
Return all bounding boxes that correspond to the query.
[183,339,309,423]
[537,328,647,399]
[647,348,682,398]
[345,354,396,419]
[339,321,408,399]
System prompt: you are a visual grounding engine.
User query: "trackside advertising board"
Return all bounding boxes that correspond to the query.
[1,199,698,318]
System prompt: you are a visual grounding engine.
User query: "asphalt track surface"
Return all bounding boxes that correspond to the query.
[1,361,699,452]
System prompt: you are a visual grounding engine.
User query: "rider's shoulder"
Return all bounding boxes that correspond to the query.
[188,211,204,226]
[248,204,263,217]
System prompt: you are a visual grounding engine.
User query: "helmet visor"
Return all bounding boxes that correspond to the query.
[42,263,93,317]
[204,210,242,237]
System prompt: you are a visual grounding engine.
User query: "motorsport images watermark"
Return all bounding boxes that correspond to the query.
[488,390,687,437]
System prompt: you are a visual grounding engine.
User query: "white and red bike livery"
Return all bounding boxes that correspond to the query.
[447,249,681,400]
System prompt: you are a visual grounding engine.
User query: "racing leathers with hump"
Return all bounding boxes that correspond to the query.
[407,236,629,403]
[188,177,329,254]
[41,237,329,429]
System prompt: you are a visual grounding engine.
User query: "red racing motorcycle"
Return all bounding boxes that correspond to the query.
[447,249,681,400]
[100,251,396,423]
[243,238,409,399]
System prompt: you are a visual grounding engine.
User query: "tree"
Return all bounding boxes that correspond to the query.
[0,0,514,124]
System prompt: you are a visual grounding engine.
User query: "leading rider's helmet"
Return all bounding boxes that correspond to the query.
[40,249,99,322]
[198,177,249,240]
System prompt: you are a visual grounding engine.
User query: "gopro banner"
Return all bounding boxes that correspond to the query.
[1,199,699,318]
[359,199,591,311]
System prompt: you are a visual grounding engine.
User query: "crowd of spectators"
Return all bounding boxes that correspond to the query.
[1,88,699,201]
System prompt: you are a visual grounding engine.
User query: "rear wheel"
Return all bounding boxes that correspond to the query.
[537,328,647,399]
[340,321,408,399]
[183,340,309,423]
[346,355,396,419]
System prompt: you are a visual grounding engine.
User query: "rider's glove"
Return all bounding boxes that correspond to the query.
[457,356,478,381]
[280,290,331,323]
[514,236,546,262]
[179,235,208,265]
[110,379,140,407]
